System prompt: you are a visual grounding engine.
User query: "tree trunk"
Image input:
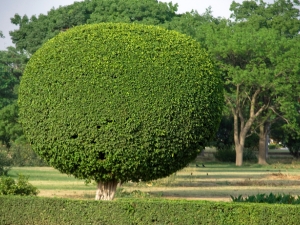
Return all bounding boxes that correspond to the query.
[235,144,243,166]
[258,123,268,165]
[95,180,119,200]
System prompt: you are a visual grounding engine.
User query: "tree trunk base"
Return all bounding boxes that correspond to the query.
[258,159,268,165]
[95,180,119,200]
[236,146,243,166]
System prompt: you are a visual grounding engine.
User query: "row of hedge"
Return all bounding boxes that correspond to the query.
[1,196,300,224]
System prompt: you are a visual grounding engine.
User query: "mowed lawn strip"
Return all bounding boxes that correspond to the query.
[8,162,300,201]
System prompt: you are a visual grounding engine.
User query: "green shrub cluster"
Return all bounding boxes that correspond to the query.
[9,143,47,166]
[231,193,300,204]
[0,150,12,176]
[214,145,257,162]
[0,144,47,168]
[268,144,278,150]
[214,145,236,162]
[0,174,39,196]
[1,196,300,225]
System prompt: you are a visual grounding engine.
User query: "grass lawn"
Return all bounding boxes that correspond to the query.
[8,157,300,202]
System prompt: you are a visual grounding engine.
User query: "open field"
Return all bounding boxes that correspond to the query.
[8,156,300,202]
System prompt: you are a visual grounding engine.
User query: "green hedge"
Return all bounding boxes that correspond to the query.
[19,22,223,183]
[1,196,300,224]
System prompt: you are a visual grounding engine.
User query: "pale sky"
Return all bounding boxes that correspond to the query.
[0,0,276,50]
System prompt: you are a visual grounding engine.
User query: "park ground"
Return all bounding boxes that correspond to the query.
[8,148,300,202]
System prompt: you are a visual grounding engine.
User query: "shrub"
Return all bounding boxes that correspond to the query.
[18,23,223,199]
[285,133,300,158]
[268,144,277,150]
[214,144,236,162]
[0,174,39,196]
[10,143,47,166]
[214,146,257,162]
[243,148,257,162]
[0,150,12,176]
[231,193,300,204]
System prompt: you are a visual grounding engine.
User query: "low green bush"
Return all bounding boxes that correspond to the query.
[268,144,277,149]
[0,174,39,196]
[115,188,153,199]
[214,144,236,162]
[10,143,47,166]
[1,196,300,224]
[0,151,11,176]
[243,148,258,162]
[231,193,300,204]
[214,145,257,162]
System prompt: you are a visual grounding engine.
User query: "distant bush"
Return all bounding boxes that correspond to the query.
[231,193,300,204]
[243,148,257,162]
[10,143,47,166]
[115,188,152,199]
[0,150,12,176]
[214,145,257,162]
[0,174,39,196]
[268,144,277,150]
[214,144,236,162]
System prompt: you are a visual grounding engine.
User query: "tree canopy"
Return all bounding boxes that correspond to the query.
[18,23,223,199]
[202,15,300,165]
[230,0,300,36]
[9,0,179,55]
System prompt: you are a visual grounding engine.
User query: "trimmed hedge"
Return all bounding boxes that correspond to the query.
[19,23,223,183]
[1,196,300,224]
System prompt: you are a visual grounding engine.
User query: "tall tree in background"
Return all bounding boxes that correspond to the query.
[230,0,300,164]
[9,0,179,55]
[162,7,221,44]
[203,21,300,166]
[230,0,300,37]
[0,45,28,147]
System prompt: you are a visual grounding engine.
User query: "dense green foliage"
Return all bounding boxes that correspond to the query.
[0,64,17,109]
[0,174,38,196]
[214,146,257,162]
[0,101,24,148]
[10,0,179,54]
[284,125,300,158]
[1,196,300,224]
[230,0,300,37]
[0,47,28,149]
[231,193,300,204]
[201,3,300,165]
[18,23,223,183]
[0,151,11,176]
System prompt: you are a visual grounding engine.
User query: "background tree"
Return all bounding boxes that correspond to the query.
[0,42,34,165]
[230,0,300,37]
[229,0,300,164]
[18,23,223,200]
[162,7,221,44]
[10,0,179,55]
[202,21,300,166]
[0,66,17,109]
[0,47,28,147]
[0,102,24,148]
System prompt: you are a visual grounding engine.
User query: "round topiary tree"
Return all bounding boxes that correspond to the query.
[18,23,223,200]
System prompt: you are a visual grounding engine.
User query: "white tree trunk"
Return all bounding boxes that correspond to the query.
[95,180,119,200]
